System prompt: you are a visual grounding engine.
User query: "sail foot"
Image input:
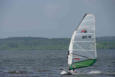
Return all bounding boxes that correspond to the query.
[69,59,96,70]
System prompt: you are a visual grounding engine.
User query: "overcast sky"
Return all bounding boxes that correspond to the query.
[0,0,115,38]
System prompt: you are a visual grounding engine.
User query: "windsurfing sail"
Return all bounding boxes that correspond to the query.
[68,13,97,70]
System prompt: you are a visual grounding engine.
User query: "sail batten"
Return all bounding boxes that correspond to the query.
[71,49,96,51]
[73,41,95,42]
[68,14,97,70]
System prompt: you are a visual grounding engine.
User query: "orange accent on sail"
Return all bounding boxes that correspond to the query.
[73,58,80,60]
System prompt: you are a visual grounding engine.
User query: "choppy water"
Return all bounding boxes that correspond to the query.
[0,49,115,77]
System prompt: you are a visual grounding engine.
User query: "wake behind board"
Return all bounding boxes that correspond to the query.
[61,70,115,76]
[60,70,72,75]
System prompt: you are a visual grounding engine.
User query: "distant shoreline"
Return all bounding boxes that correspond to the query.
[0,37,115,50]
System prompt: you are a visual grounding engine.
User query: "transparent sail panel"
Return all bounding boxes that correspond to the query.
[72,42,96,51]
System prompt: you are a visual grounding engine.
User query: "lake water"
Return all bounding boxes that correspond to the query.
[0,49,115,77]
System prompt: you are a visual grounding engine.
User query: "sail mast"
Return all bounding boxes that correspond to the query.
[68,14,87,65]
[68,31,76,65]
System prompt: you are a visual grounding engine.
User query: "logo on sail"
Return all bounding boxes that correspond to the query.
[81,29,92,39]
[81,29,87,33]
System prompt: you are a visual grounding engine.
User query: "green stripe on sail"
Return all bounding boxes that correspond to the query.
[69,59,96,70]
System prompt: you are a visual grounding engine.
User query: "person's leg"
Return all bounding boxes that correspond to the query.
[73,69,77,73]
[68,65,77,73]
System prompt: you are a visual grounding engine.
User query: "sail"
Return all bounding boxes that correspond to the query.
[68,14,97,70]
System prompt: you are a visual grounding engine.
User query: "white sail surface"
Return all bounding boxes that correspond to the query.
[68,14,97,69]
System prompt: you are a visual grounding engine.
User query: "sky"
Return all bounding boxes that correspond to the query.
[0,0,115,38]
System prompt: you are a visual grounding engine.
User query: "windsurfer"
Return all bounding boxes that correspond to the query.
[67,51,77,74]
[67,51,77,73]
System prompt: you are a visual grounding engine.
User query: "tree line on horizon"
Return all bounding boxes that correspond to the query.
[0,37,115,50]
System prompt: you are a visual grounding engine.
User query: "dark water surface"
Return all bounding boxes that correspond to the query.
[0,49,115,77]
